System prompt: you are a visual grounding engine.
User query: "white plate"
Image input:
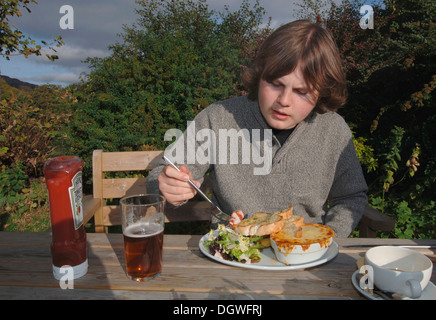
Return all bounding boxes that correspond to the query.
[198,232,338,271]
[351,270,436,300]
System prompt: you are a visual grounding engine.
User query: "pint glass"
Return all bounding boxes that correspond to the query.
[120,194,165,281]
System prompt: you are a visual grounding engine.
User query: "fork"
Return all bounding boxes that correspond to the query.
[162,155,231,223]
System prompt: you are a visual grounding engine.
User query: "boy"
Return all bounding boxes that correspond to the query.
[146,20,367,237]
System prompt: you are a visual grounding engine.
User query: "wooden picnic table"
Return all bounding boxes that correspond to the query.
[0,231,435,300]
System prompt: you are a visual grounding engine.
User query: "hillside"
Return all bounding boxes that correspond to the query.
[0,75,38,90]
[0,76,37,93]
[0,75,38,99]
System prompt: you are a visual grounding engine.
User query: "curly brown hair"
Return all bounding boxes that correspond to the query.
[241,20,347,113]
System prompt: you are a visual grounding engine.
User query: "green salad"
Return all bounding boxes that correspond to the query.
[203,224,264,263]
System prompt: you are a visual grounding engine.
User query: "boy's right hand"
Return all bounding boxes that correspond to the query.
[157,165,201,206]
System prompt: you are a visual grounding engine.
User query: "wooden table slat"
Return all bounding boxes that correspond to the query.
[1,231,435,300]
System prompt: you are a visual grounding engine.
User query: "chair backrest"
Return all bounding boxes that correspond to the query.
[86,150,211,232]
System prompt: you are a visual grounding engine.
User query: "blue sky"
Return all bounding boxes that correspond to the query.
[1,0,299,87]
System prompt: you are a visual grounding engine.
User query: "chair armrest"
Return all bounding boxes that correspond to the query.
[83,195,102,224]
[358,205,395,237]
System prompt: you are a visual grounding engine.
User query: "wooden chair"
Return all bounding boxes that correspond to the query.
[82,150,212,233]
[83,149,395,237]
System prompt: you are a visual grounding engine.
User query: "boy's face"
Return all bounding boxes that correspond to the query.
[258,67,318,130]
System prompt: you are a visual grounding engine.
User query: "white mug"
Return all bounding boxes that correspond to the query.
[365,246,433,298]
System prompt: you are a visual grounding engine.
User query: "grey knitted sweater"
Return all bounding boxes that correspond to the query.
[146,96,368,237]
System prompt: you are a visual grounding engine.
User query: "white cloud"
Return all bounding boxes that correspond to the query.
[58,45,109,60]
[23,73,80,86]
[31,44,110,66]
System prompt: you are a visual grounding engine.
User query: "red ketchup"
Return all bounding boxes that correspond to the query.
[43,156,88,280]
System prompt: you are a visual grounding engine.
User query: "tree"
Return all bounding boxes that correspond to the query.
[0,0,63,61]
[0,83,74,175]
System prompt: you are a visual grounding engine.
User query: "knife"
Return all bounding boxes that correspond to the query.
[162,155,231,222]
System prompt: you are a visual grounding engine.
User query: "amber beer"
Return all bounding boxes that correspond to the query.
[123,222,164,280]
[120,194,165,281]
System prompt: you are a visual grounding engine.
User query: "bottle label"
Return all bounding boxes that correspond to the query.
[69,171,83,230]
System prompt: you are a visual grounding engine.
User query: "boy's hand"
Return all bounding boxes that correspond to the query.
[158,165,201,206]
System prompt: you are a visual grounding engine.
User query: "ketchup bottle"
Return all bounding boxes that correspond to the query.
[43,156,88,280]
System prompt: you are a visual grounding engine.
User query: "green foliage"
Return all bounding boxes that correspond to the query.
[0,161,27,211]
[0,83,70,231]
[0,84,73,176]
[352,129,378,173]
[0,162,50,231]
[379,126,405,193]
[0,0,63,61]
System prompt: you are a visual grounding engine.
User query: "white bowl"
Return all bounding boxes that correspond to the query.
[365,246,433,298]
[270,223,334,265]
